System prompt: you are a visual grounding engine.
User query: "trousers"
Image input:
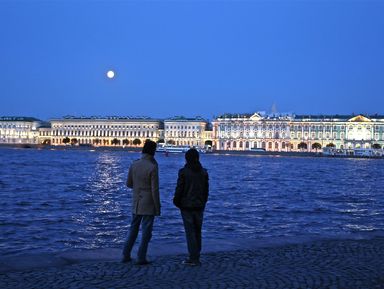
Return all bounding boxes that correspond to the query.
[123,214,154,261]
[181,209,204,262]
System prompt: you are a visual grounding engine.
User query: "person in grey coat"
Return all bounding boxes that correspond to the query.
[173,148,209,266]
[122,140,160,265]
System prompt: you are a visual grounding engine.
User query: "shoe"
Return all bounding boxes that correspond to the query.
[135,260,152,266]
[182,259,201,266]
[121,256,132,263]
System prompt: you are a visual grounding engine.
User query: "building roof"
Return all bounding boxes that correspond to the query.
[216,113,253,119]
[294,115,352,121]
[38,121,51,128]
[216,112,294,120]
[0,116,41,122]
[50,116,161,122]
[165,116,207,122]
[295,114,384,121]
[61,115,153,120]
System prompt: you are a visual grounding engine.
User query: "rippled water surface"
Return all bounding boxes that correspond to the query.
[0,147,383,256]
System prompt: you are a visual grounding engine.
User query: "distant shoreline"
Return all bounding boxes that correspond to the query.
[0,143,318,157]
[1,143,383,159]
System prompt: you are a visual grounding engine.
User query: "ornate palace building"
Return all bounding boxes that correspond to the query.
[0,117,42,144]
[212,113,291,151]
[164,117,208,147]
[212,113,384,151]
[50,117,162,146]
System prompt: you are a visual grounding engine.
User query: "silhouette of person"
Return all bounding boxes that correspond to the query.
[173,148,209,266]
[122,140,160,265]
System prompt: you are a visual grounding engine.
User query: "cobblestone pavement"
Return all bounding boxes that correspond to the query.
[1,238,384,289]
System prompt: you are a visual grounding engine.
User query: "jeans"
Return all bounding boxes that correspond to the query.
[123,214,154,262]
[181,209,204,262]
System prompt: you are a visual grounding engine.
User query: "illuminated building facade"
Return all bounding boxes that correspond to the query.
[2,113,384,151]
[213,113,384,151]
[50,117,161,146]
[0,117,41,144]
[38,126,52,145]
[212,113,291,151]
[164,117,208,147]
[287,115,384,151]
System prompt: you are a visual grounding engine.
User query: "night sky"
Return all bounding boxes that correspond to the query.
[1,0,384,120]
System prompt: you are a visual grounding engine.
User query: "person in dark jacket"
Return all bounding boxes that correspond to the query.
[173,148,209,266]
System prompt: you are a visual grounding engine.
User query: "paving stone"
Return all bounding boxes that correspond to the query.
[1,238,384,288]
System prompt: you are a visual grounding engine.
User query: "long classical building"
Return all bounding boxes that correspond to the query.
[50,117,162,146]
[212,113,384,151]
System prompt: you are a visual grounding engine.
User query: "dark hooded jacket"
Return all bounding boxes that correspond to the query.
[173,162,209,210]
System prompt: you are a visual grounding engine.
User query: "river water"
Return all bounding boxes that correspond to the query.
[0,147,383,257]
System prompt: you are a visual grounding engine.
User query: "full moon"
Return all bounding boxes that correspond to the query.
[107,70,115,79]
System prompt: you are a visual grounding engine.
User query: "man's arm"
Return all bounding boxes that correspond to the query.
[151,164,161,216]
[127,165,133,188]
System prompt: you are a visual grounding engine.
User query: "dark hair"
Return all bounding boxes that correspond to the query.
[142,140,157,156]
[185,148,202,171]
[185,148,199,163]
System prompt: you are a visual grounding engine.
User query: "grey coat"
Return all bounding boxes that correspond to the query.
[127,154,161,216]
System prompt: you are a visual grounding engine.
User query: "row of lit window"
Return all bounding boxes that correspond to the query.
[52,124,158,129]
[166,132,199,138]
[291,132,383,140]
[293,132,340,139]
[220,125,337,131]
[165,125,202,130]
[52,130,156,138]
[219,123,384,131]
[218,131,384,141]
[172,141,201,146]
[219,141,291,150]
[0,131,29,135]
[0,125,31,129]
[219,125,288,130]
[219,132,286,139]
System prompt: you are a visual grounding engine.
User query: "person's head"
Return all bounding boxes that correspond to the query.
[142,140,157,156]
[185,148,199,164]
